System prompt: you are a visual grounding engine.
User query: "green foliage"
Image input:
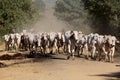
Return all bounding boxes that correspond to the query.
[55,0,120,36]
[0,0,40,38]
[82,0,120,35]
[55,0,89,29]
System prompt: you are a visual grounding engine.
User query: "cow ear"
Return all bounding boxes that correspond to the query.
[116,40,119,43]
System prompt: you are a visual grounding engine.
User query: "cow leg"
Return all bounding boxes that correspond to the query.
[77,46,80,57]
[44,46,47,54]
[9,43,12,50]
[102,46,108,62]
[59,46,64,54]
[34,41,38,51]
[80,46,84,55]
[111,47,115,62]
[68,44,71,54]
[104,50,109,62]
[56,47,58,54]
[67,44,71,59]
[15,41,19,51]
[63,43,67,53]
[19,43,23,50]
[84,46,89,59]
[41,47,44,54]
[14,43,18,51]
[77,46,83,57]
[98,49,102,61]
[28,44,31,51]
[71,44,75,60]
[111,54,114,63]
[6,43,9,51]
[109,51,112,62]
[5,42,8,51]
[109,47,115,62]
[58,46,60,54]
[7,43,9,51]
[72,48,75,60]
[67,53,70,60]
[54,39,58,54]
[39,46,42,53]
[54,42,58,54]
[91,46,96,60]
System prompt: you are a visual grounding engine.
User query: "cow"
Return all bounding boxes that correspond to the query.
[104,35,119,62]
[28,33,37,51]
[87,34,118,62]
[48,32,58,54]
[8,33,16,50]
[64,30,78,60]
[20,33,30,51]
[76,33,90,59]
[3,34,10,51]
[76,32,84,56]
[55,32,64,53]
[14,33,21,51]
[37,32,44,53]
[40,32,50,54]
[87,33,99,59]
[95,35,106,61]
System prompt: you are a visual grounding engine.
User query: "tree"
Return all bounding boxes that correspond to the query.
[0,0,40,38]
[82,0,120,35]
[55,0,91,33]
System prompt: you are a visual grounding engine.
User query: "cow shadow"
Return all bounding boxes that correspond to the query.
[116,65,120,67]
[89,72,120,80]
[27,52,67,62]
[0,62,8,68]
[0,50,4,52]
[0,52,67,68]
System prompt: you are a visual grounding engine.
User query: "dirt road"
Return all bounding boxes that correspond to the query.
[0,54,119,80]
[0,0,120,80]
[0,42,120,80]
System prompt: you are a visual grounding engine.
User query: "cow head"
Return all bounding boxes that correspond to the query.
[106,36,116,48]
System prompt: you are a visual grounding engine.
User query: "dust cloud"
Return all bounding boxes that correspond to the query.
[29,0,73,32]
[30,0,93,34]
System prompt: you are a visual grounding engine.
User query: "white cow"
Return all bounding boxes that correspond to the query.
[3,34,10,50]
[64,30,78,60]
[87,33,99,59]
[28,33,38,51]
[104,35,119,62]
[56,32,64,53]
[14,33,21,50]
[77,33,89,59]
[49,32,58,54]
[9,33,16,50]
[40,32,50,54]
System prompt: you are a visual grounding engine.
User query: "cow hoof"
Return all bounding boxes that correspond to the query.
[67,56,70,60]
[72,58,75,60]
[77,55,80,57]
[110,61,114,63]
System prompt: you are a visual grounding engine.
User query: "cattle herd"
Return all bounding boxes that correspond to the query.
[3,30,119,62]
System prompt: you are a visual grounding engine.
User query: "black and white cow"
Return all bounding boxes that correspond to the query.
[64,30,78,60]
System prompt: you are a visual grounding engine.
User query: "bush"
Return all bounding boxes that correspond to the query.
[0,0,45,41]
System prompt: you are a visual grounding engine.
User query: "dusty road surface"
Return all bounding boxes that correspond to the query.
[0,54,120,80]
